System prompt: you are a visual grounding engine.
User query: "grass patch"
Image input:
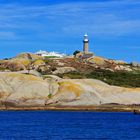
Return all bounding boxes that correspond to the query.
[58,72,85,79]
[44,56,59,59]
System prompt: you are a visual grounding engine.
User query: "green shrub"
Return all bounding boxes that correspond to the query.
[56,70,140,87]
[48,94,52,99]
[86,70,140,87]
[44,58,53,64]
[73,50,80,56]
[0,67,7,71]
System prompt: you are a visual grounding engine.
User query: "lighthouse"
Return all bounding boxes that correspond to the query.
[74,34,93,59]
[83,34,89,54]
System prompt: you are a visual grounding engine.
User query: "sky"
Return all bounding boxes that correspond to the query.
[0,0,140,62]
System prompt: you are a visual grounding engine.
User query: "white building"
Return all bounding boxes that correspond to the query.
[35,50,66,58]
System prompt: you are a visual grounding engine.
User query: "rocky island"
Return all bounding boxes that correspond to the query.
[0,34,139,112]
[0,51,140,112]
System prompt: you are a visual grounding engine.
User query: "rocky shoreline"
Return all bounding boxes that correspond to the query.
[0,53,140,110]
[0,72,140,108]
[0,105,140,113]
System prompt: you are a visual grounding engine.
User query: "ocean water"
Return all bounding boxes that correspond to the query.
[0,111,140,140]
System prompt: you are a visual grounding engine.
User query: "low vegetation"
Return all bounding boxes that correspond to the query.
[44,56,58,59]
[44,58,54,64]
[0,67,7,71]
[1,53,140,88]
[86,70,140,88]
[58,72,85,79]
[73,50,80,56]
[48,94,52,99]
[57,70,140,88]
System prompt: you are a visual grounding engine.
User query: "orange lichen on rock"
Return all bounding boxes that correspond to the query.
[88,56,106,65]
[58,81,83,97]
[124,87,140,92]
[4,73,43,82]
[18,59,30,67]
[15,53,42,60]
[33,59,45,66]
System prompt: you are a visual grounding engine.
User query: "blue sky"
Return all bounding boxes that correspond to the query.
[0,0,140,62]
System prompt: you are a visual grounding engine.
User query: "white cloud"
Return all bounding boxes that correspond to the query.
[0,0,139,40]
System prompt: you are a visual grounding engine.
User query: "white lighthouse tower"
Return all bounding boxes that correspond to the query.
[83,34,89,54]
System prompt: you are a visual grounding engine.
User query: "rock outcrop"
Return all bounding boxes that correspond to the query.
[87,56,133,72]
[114,65,132,72]
[87,56,107,66]
[14,53,42,60]
[131,62,140,67]
[0,60,26,71]
[52,67,77,75]
[0,53,137,74]
[0,73,58,107]
[0,53,45,72]
[0,72,140,108]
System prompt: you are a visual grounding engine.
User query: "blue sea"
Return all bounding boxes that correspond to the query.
[0,111,140,140]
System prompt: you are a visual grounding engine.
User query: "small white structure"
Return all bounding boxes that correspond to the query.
[35,50,66,58]
[35,50,48,57]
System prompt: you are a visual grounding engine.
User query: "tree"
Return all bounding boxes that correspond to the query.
[73,50,80,56]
